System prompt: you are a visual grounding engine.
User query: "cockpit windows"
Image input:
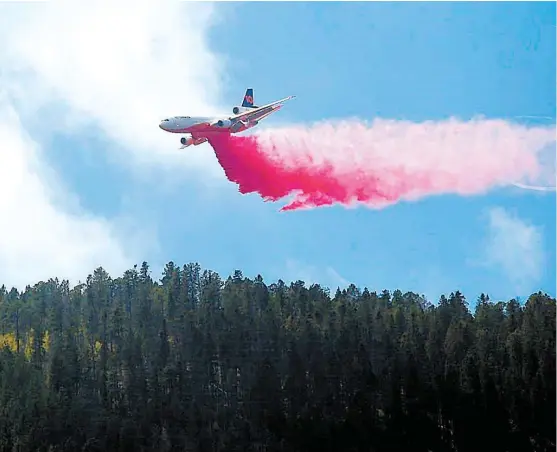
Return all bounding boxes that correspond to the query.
[162,119,170,122]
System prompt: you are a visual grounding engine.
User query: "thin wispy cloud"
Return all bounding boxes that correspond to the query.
[483,207,546,294]
[285,259,350,289]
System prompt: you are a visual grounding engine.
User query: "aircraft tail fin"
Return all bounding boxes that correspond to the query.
[241,88,255,108]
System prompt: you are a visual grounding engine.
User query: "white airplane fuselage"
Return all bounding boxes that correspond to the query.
[158,114,258,135]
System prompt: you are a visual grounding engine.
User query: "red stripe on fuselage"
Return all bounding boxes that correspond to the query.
[170,123,228,135]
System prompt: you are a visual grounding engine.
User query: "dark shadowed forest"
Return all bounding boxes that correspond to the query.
[0,262,554,452]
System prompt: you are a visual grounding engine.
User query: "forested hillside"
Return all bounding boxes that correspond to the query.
[0,262,554,452]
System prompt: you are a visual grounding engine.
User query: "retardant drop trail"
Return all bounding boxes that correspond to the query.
[207,118,556,211]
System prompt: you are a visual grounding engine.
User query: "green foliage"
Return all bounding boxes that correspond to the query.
[0,263,554,451]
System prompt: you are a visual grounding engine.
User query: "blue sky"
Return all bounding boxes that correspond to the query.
[0,2,555,305]
[187,1,556,302]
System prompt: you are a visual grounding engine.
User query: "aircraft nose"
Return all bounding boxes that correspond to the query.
[159,121,166,130]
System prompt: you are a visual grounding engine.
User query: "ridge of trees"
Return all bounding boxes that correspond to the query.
[0,261,554,451]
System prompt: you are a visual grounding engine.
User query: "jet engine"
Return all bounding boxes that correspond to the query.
[213,119,232,128]
[180,136,194,147]
[232,106,251,115]
[180,135,208,148]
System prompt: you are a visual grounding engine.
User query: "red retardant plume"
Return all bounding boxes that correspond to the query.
[207,119,555,211]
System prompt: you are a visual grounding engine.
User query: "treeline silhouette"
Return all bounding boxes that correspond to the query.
[0,262,554,451]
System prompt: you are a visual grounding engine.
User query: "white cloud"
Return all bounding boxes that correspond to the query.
[325,266,350,288]
[0,3,228,288]
[483,207,546,294]
[0,101,137,289]
[285,259,350,289]
[0,2,227,178]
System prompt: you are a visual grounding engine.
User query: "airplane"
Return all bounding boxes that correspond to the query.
[158,88,295,149]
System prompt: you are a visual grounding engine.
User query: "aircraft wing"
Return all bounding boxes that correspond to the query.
[230,95,295,123]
